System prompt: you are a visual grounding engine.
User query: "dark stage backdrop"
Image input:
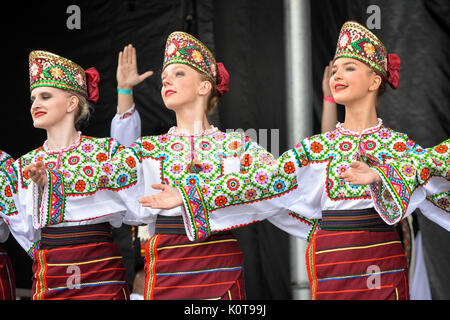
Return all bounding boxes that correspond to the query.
[1,0,449,299]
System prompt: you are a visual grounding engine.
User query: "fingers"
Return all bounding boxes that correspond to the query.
[337,171,349,180]
[131,45,137,66]
[139,71,154,82]
[138,195,152,204]
[126,44,133,65]
[349,161,362,169]
[120,44,134,66]
[151,184,166,191]
[138,195,161,208]
[118,50,123,68]
[24,162,47,186]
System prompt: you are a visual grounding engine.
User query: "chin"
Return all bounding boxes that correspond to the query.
[163,101,182,113]
[332,93,347,105]
[332,91,360,106]
[32,119,48,129]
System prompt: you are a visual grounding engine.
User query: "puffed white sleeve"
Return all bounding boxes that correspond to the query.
[110,104,141,147]
[178,138,320,241]
[1,162,40,259]
[369,139,450,230]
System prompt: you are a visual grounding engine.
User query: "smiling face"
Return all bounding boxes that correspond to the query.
[30,87,78,129]
[161,63,212,113]
[330,57,382,106]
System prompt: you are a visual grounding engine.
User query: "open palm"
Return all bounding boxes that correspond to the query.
[139,184,183,209]
[338,161,381,185]
[117,44,153,89]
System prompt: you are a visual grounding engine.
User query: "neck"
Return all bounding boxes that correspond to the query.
[174,103,210,135]
[45,124,80,151]
[342,95,379,133]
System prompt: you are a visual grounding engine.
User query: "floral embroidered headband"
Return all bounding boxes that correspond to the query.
[334,21,400,89]
[29,50,100,102]
[163,31,229,96]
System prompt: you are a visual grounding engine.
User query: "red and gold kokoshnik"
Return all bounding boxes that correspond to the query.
[163,31,217,82]
[29,50,88,96]
[334,21,388,78]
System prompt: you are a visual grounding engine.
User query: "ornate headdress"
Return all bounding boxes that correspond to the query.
[163,31,229,96]
[334,21,400,89]
[29,50,100,102]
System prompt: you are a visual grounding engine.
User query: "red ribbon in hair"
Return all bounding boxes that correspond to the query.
[386,53,400,90]
[85,67,100,103]
[216,62,230,97]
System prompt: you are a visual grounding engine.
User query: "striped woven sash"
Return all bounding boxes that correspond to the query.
[41,223,113,249]
[155,216,186,235]
[320,208,395,232]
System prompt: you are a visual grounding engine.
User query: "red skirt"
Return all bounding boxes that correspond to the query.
[306,209,409,300]
[0,246,15,300]
[32,226,130,300]
[144,231,245,300]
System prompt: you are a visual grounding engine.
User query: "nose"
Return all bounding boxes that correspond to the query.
[162,75,172,87]
[30,98,42,114]
[332,67,343,81]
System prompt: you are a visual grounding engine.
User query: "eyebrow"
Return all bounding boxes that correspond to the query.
[332,61,357,68]
[30,90,50,99]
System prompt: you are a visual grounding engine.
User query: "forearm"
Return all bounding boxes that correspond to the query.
[117,87,134,115]
[321,100,337,133]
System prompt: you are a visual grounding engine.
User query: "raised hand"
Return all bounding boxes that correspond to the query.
[338,161,381,185]
[138,184,183,209]
[117,44,153,90]
[24,161,47,187]
[322,60,333,98]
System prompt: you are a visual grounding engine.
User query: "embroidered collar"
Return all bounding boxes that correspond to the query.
[168,125,219,137]
[43,131,82,154]
[336,118,383,136]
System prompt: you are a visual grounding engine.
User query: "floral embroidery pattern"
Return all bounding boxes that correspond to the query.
[0,151,18,217]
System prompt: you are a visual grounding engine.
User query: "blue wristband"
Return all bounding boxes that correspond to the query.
[117,87,132,95]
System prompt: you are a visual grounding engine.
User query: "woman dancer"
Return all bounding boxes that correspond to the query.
[27,32,289,300]
[141,22,450,300]
[0,150,16,300]
[3,51,131,300]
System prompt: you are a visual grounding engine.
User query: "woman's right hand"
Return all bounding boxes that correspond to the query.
[117,44,154,89]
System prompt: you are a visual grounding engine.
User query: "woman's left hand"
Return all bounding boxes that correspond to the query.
[338,161,381,185]
[24,161,48,187]
[139,184,183,209]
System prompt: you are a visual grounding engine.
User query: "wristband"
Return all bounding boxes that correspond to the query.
[323,96,335,103]
[117,88,133,95]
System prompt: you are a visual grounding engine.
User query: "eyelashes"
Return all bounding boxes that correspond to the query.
[331,67,355,75]
[30,94,52,105]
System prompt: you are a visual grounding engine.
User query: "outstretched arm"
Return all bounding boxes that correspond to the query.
[116,44,153,115]
[321,60,337,133]
[343,140,450,230]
